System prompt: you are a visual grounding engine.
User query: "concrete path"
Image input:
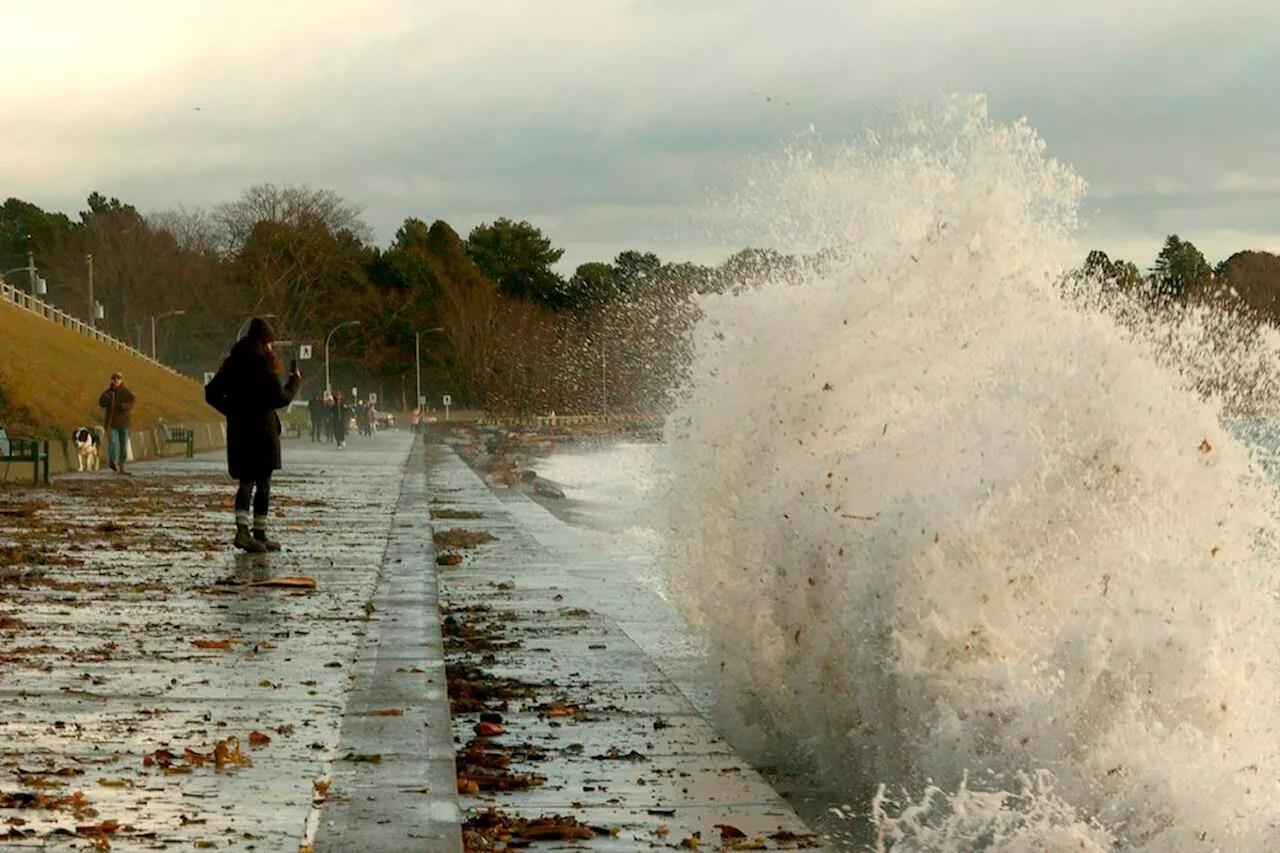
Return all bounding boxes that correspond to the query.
[428,443,823,851]
[0,431,462,850]
[0,430,822,851]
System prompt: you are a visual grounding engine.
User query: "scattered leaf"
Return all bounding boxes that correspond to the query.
[96,778,133,789]
[249,576,316,588]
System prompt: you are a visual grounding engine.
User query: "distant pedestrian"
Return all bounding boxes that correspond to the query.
[331,391,348,449]
[323,395,336,442]
[307,392,324,442]
[98,371,135,476]
[203,317,301,553]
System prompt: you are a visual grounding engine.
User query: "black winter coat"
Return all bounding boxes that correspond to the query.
[204,339,300,480]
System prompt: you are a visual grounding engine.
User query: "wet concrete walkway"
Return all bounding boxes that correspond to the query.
[428,442,823,850]
[0,431,821,851]
[0,431,460,850]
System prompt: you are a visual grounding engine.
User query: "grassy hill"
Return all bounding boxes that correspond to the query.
[0,300,219,438]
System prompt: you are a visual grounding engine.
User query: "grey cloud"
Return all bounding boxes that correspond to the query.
[4,0,1280,273]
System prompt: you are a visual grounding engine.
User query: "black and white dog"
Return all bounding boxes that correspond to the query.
[72,426,104,472]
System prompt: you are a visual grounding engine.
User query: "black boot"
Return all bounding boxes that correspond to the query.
[234,524,267,553]
[253,528,281,551]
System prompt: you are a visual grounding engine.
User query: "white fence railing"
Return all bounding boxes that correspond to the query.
[0,282,185,378]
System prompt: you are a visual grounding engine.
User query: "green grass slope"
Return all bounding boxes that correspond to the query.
[0,300,219,438]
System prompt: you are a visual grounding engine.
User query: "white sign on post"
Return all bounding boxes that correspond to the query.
[369,393,377,405]
[351,387,358,399]
[418,395,426,407]
[443,394,452,421]
[203,371,216,385]
[298,344,312,360]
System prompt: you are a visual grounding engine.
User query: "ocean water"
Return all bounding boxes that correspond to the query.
[550,95,1280,851]
[532,439,669,601]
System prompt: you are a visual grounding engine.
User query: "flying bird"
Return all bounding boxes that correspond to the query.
[749,91,791,106]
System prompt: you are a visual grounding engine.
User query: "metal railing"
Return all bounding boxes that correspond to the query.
[0,282,185,378]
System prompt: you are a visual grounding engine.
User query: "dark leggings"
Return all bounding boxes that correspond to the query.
[235,477,271,518]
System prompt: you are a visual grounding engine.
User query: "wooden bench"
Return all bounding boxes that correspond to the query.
[0,428,50,484]
[156,419,195,458]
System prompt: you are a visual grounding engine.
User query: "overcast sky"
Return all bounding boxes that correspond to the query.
[2,0,1278,272]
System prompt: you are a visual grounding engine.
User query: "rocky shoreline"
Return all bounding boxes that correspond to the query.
[437,420,662,504]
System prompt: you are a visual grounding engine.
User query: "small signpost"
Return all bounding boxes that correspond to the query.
[443,394,452,421]
[368,393,377,405]
[298,344,312,360]
[418,395,426,408]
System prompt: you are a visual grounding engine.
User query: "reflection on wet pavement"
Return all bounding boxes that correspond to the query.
[0,433,415,849]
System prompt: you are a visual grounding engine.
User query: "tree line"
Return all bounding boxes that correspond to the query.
[1081,235,1280,322]
[6,184,1276,417]
[1075,235,1280,413]
[0,186,799,415]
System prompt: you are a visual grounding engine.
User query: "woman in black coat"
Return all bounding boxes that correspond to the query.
[204,317,301,552]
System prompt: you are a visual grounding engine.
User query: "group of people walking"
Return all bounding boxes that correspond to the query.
[305,393,377,448]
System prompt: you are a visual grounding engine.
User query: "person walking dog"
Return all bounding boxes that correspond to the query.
[98,371,135,475]
[204,317,301,552]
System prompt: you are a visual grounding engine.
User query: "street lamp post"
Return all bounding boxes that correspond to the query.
[86,254,94,324]
[415,327,443,411]
[325,320,362,394]
[151,310,187,360]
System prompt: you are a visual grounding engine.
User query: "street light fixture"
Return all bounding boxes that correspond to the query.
[151,310,186,360]
[1,265,45,296]
[415,327,443,410]
[3,242,45,298]
[325,320,362,394]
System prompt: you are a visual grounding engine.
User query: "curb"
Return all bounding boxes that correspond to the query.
[312,438,464,851]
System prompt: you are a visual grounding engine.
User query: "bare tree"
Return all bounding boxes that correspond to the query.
[215,184,371,255]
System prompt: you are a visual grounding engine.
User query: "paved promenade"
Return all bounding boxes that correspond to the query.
[425,442,821,851]
[0,430,822,851]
